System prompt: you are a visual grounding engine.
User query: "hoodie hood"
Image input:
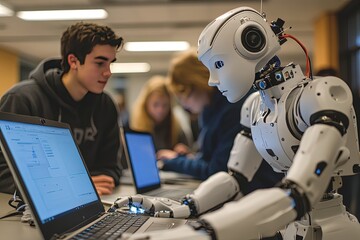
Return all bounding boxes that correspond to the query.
[29,58,66,104]
[29,58,84,115]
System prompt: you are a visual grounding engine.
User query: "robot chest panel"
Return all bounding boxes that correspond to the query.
[251,100,300,172]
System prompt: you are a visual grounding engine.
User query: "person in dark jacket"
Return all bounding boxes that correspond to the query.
[0,22,123,196]
[157,50,282,192]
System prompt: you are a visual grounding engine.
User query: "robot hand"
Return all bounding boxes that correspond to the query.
[108,195,191,218]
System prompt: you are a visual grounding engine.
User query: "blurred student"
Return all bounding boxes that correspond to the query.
[0,22,123,195]
[157,49,282,192]
[116,93,130,127]
[156,49,244,180]
[130,75,190,151]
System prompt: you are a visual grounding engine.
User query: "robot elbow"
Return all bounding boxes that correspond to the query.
[229,171,250,195]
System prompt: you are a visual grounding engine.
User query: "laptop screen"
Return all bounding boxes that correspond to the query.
[0,113,109,240]
[124,131,161,191]
[0,119,99,224]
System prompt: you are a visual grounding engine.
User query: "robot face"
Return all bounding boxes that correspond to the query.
[198,7,281,103]
[201,51,255,103]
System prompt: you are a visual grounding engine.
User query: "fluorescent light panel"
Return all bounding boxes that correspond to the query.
[125,41,190,52]
[16,9,108,21]
[111,63,151,73]
[0,3,13,16]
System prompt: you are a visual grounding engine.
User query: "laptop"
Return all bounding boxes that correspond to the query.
[121,128,195,200]
[0,112,187,240]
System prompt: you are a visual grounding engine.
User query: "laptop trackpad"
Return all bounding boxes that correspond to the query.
[146,222,174,231]
[145,218,187,232]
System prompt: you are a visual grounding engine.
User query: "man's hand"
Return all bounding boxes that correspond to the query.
[156,149,178,160]
[173,143,190,155]
[91,175,115,196]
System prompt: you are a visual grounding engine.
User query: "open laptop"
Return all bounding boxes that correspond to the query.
[0,112,187,240]
[121,128,195,201]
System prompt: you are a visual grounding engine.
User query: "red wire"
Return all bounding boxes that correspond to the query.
[281,34,311,78]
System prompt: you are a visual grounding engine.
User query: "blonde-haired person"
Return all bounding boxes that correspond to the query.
[157,49,282,190]
[130,75,189,151]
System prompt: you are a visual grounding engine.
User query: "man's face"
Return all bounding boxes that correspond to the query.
[76,44,117,94]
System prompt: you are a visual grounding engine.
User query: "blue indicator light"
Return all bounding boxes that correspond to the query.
[314,162,327,176]
[259,81,266,89]
[129,206,145,214]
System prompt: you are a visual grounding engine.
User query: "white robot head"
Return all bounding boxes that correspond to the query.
[198,7,282,103]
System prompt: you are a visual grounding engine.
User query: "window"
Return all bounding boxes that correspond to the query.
[338,0,360,92]
[337,0,360,221]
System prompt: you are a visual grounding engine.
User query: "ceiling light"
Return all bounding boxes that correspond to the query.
[110,63,151,73]
[124,41,190,52]
[16,9,108,21]
[0,3,13,16]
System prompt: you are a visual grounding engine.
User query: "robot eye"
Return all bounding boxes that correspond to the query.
[215,60,224,69]
[241,26,266,53]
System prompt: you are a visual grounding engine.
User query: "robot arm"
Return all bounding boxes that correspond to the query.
[282,124,344,213]
[283,75,355,208]
[109,172,241,219]
[111,93,263,218]
[227,91,264,184]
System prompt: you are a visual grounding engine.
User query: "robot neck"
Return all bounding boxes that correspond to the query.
[255,64,307,102]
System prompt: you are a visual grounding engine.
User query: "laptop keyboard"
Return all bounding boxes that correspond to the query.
[69,212,149,240]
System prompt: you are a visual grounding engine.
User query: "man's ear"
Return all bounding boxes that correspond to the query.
[67,54,78,70]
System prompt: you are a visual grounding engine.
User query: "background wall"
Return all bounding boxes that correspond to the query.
[313,12,340,73]
[0,48,18,97]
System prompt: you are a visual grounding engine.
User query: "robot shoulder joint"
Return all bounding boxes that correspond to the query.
[299,77,352,135]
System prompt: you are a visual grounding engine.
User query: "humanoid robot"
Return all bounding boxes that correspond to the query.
[112,6,360,240]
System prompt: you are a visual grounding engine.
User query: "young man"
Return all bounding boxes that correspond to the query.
[0,22,123,195]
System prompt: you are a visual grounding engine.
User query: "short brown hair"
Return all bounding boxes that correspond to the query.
[167,49,213,98]
[60,22,123,73]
